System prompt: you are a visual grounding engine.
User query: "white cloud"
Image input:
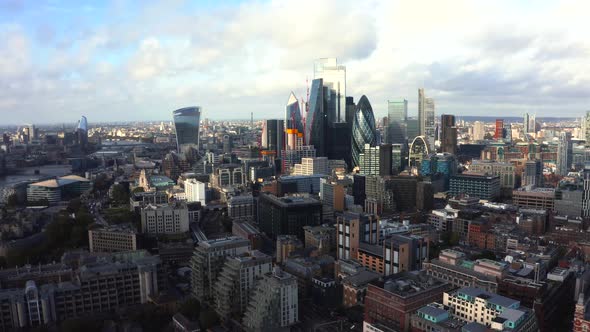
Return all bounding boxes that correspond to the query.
[0,0,589,123]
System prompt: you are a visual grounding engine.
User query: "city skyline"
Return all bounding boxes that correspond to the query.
[1,0,589,124]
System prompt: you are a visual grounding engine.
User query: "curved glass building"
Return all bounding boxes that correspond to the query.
[285,92,303,133]
[77,116,88,147]
[305,79,325,155]
[409,135,430,168]
[173,106,201,153]
[351,95,376,168]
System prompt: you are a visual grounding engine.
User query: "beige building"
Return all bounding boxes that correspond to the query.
[469,160,515,191]
[292,157,329,176]
[88,224,138,252]
[140,202,190,235]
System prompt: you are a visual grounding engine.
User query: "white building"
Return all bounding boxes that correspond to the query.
[292,157,329,176]
[243,267,298,331]
[184,178,206,206]
[140,202,190,234]
[473,121,485,141]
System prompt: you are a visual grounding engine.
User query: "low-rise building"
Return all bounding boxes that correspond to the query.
[449,173,500,201]
[88,224,138,253]
[140,202,190,235]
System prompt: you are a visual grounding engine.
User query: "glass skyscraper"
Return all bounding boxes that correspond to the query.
[173,106,201,153]
[418,88,435,150]
[387,99,407,144]
[314,58,346,124]
[305,78,325,156]
[351,95,377,168]
[285,92,303,133]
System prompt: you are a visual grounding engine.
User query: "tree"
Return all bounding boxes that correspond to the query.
[67,198,82,214]
[6,194,18,208]
[111,184,129,205]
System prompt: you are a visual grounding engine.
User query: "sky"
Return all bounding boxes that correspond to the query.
[0,0,589,124]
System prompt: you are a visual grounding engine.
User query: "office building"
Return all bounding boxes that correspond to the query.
[418,88,435,150]
[184,178,206,206]
[76,116,88,147]
[357,234,430,276]
[173,106,201,154]
[243,268,298,331]
[449,173,500,200]
[387,99,408,144]
[257,193,322,240]
[512,187,555,210]
[277,174,324,195]
[524,112,536,134]
[88,224,138,253]
[213,250,273,321]
[190,236,250,301]
[557,131,572,175]
[140,202,190,235]
[472,121,485,141]
[227,195,254,222]
[440,114,457,155]
[420,153,458,190]
[306,78,326,155]
[276,235,303,263]
[469,160,515,192]
[423,250,504,293]
[27,175,92,205]
[406,117,420,141]
[314,58,346,124]
[261,119,284,157]
[336,212,379,260]
[391,143,405,174]
[495,119,504,140]
[523,160,543,187]
[319,179,345,221]
[554,187,583,218]
[292,157,329,176]
[360,144,393,176]
[440,288,538,332]
[583,164,590,217]
[364,271,450,332]
[0,251,161,330]
[285,91,303,133]
[351,95,377,168]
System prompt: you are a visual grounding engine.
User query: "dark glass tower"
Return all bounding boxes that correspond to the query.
[76,115,88,147]
[262,119,285,156]
[173,106,201,153]
[441,114,457,155]
[351,95,377,168]
[305,78,326,156]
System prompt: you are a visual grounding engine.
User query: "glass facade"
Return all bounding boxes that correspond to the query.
[418,89,435,150]
[314,58,346,124]
[285,92,303,133]
[351,95,377,168]
[305,79,325,156]
[387,99,407,144]
[173,106,201,153]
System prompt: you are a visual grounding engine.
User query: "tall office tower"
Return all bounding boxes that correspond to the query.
[583,164,590,217]
[285,92,303,132]
[336,212,379,260]
[191,236,250,301]
[524,113,536,133]
[243,268,298,331]
[345,97,356,127]
[76,116,88,147]
[173,106,201,154]
[418,88,435,149]
[504,123,512,143]
[305,78,325,155]
[473,121,485,141]
[213,250,273,321]
[585,111,590,145]
[440,114,457,155]
[262,119,285,158]
[387,99,408,144]
[359,144,393,176]
[314,58,346,124]
[351,95,377,168]
[320,178,345,221]
[557,132,573,176]
[494,119,504,140]
[523,160,543,187]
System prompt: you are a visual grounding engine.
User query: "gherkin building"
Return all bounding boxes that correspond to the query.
[351,95,377,168]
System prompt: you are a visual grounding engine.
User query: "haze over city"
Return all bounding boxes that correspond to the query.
[1,0,589,124]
